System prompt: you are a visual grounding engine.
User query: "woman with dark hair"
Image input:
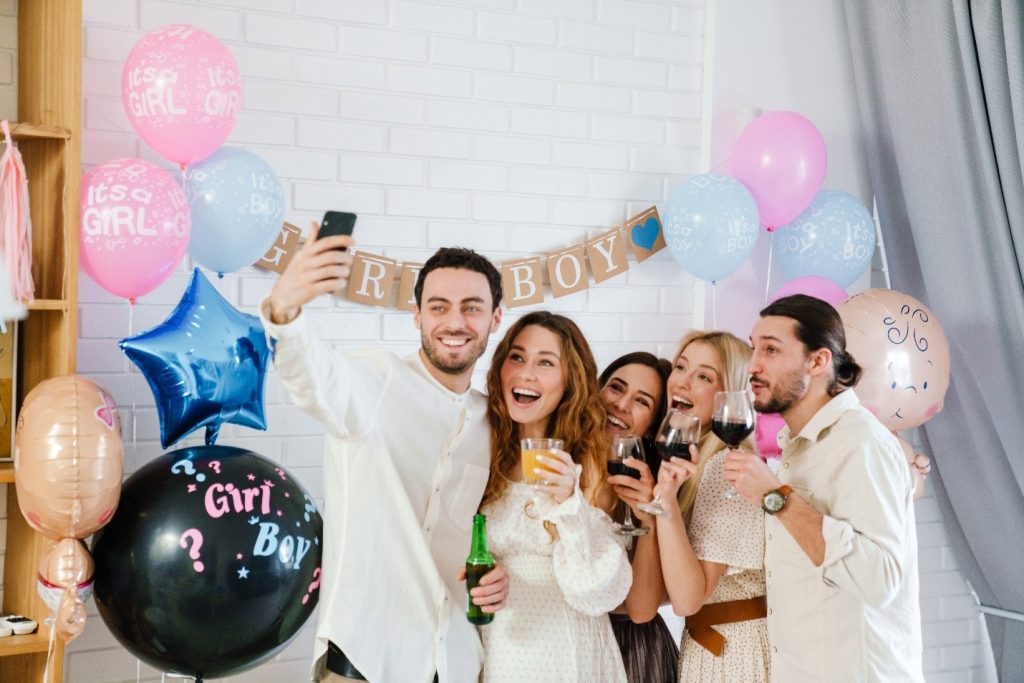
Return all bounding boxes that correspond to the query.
[479,311,631,682]
[599,352,680,683]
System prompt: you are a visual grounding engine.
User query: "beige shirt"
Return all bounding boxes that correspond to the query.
[260,301,490,683]
[765,390,923,682]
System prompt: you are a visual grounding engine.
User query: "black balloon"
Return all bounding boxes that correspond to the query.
[92,445,323,681]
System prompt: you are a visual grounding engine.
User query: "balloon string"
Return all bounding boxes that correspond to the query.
[137,658,141,683]
[43,620,56,682]
[711,281,718,328]
[764,229,775,305]
[129,300,137,449]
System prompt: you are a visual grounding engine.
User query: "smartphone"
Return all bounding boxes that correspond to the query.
[317,211,357,249]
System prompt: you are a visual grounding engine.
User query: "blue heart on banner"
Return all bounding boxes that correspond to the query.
[631,217,661,250]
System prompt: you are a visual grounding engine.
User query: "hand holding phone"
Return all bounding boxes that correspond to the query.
[317,211,357,250]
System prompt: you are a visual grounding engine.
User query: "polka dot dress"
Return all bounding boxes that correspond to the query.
[677,450,770,683]
[480,482,631,682]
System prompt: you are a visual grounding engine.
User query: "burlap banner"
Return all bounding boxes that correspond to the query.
[256,206,666,309]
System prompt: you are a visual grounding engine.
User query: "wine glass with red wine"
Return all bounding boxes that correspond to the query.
[711,390,755,500]
[638,410,701,517]
[608,436,648,537]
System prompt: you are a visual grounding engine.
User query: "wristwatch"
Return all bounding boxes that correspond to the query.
[762,485,793,515]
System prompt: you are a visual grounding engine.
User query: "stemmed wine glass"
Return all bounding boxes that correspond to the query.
[608,436,648,537]
[711,390,756,500]
[638,410,701,518]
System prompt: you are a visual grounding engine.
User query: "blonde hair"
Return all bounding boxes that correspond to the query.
[671,330,754,519]
[481,312,611,517]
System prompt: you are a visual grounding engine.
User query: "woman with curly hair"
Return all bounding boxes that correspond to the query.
[478,311,631,682]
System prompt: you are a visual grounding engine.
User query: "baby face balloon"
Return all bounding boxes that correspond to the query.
[14,375,124,539]
[838,289,950,431]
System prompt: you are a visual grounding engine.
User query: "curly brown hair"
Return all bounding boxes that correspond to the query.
[481,311,610,513]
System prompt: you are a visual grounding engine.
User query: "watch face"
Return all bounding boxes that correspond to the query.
[763,491,785,514]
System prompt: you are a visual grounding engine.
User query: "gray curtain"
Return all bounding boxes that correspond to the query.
[843,1,1024,679]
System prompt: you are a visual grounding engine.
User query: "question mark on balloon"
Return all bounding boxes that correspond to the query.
[179,529,205,572]
[302,567,322,604]
[208,460,221,474]
[303,497,317,522]
[172,459,206,483]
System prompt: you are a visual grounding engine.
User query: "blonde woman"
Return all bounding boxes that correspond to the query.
[631,331,769,682]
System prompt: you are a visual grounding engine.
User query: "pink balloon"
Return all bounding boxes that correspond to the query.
[732,111,828,229]
[80,159,191,301]
[121,24,242,167]
[837,289,950,432]
[756,412,785,460]
[770,276,848,308]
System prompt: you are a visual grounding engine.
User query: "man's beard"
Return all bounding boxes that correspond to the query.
[421,331,488,376]
[753,367,808,414]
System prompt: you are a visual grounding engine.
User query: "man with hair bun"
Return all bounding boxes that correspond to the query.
[725,294,923,682]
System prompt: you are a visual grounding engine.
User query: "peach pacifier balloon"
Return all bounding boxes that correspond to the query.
[838,289,950,432]
[15,374,124,539]
[38,539,95,643]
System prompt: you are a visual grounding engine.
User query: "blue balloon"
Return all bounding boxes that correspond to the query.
[184,146,285,274]
[120,269,270,448]
[776,189,876,287]
[663,173,760,282]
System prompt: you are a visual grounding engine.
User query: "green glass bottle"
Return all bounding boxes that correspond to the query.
[465,513,496,626]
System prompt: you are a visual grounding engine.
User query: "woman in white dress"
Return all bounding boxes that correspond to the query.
[631,331,770,682]
[478,311,632,683]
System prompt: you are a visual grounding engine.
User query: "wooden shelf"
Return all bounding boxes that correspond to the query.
[0,630,51,657]
[0,2,81,681]
[25,299,68,312]
[8,122,71,142]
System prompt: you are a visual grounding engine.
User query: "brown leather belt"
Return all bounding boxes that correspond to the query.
[686,595,767,656]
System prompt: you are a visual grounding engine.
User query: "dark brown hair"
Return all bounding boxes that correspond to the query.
[760,294,862,396]
[413,247,502,310]
[598,352,672,439]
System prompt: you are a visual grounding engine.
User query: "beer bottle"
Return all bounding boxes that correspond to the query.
[465,513,496,625]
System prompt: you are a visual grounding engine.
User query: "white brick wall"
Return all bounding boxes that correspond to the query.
[0,0,989,681]
[66,0,705,680]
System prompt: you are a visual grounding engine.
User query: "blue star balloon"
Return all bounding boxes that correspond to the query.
[120,269,270,448]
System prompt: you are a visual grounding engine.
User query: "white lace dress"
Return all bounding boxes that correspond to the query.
[480,481,632,682]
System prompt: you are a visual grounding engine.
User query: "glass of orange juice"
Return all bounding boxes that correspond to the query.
[521,438,564,485]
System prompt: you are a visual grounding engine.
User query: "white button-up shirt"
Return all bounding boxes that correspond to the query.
[766,389,923,682]
[261,302,491,683]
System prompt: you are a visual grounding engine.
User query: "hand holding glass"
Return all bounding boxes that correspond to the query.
[711,391,755,500]
[521,438,564,486]
[608,436,648,537]
[638,410,701,517]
